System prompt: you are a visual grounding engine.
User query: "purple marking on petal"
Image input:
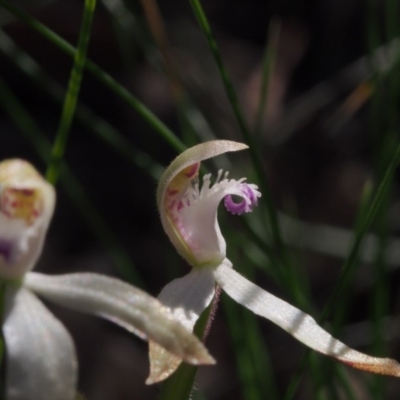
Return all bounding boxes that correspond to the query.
[224,196,246,214]
[224,184,259,215]
[0,239,12,262]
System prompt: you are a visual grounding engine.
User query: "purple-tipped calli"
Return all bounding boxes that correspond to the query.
[0,159,214,400]
[149,140,400,383]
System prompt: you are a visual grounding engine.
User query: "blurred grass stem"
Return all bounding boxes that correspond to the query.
[46,0,97,184]
[254,18,280,138]
[0,75,144,286]
[0,0,185,153]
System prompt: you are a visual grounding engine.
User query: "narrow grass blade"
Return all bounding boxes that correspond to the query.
[227,243,279,400]
[101,0,141,73]
[0,32,163,181]
[284,139,400,400]
[254,18,280,137]
[320,144,400,323]
[138,0,183,101]
[223,279,279,400]
[188,0,294,294]
[0,75,143,286]
[0,0,185,153]
[46,0,97,184]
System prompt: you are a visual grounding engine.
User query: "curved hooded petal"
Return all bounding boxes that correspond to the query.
[3,284,77,400]
[24,272,215,371]
[158,140,260,267]
[0,159,55,279]
[147,269,216,383]
[214,260,400,377]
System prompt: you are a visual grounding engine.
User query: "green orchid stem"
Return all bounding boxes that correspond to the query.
[46,0,96,184]
[158,286,221,400]
[0,0,185,153]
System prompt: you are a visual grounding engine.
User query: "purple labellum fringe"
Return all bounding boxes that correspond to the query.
[224,184,259,215]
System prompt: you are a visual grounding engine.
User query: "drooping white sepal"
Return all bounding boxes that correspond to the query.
[147,268,216,384]
[214,260,400,377]
[3,284,77,400]
[24,271,215,369]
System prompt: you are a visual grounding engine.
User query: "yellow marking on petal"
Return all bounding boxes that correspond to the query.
[166,163,200,198]
[0,159,55,226]
[1,187,43,225]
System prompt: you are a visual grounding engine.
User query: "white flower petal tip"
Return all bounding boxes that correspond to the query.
[338,356,400,377]
[145,335,215,385]
[145,349,184,385]
[214,262,400,378]
[145,343,216,385]
[0,159,55,279]
[157,141,260,267]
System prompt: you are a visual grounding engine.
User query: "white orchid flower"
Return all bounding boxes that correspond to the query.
[0,159,215,400]
[148,139,400,383]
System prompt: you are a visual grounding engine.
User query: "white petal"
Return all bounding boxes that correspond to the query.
[24,272,215,368]
[147,268,216,384]
[3,284,77,400]
[214,260,400,377]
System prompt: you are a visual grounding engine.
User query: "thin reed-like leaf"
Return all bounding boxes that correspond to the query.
[227,273,279,400]
[254,18,280,137]
[320,144,400,323]
[188,0,296,295]
[0,32,163,181]
[46,0,97,184]
[0,0,185,153]
[284,139,400,400]
[0,75,143,286]
[138,0,183,101]
[222,296,265,400]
